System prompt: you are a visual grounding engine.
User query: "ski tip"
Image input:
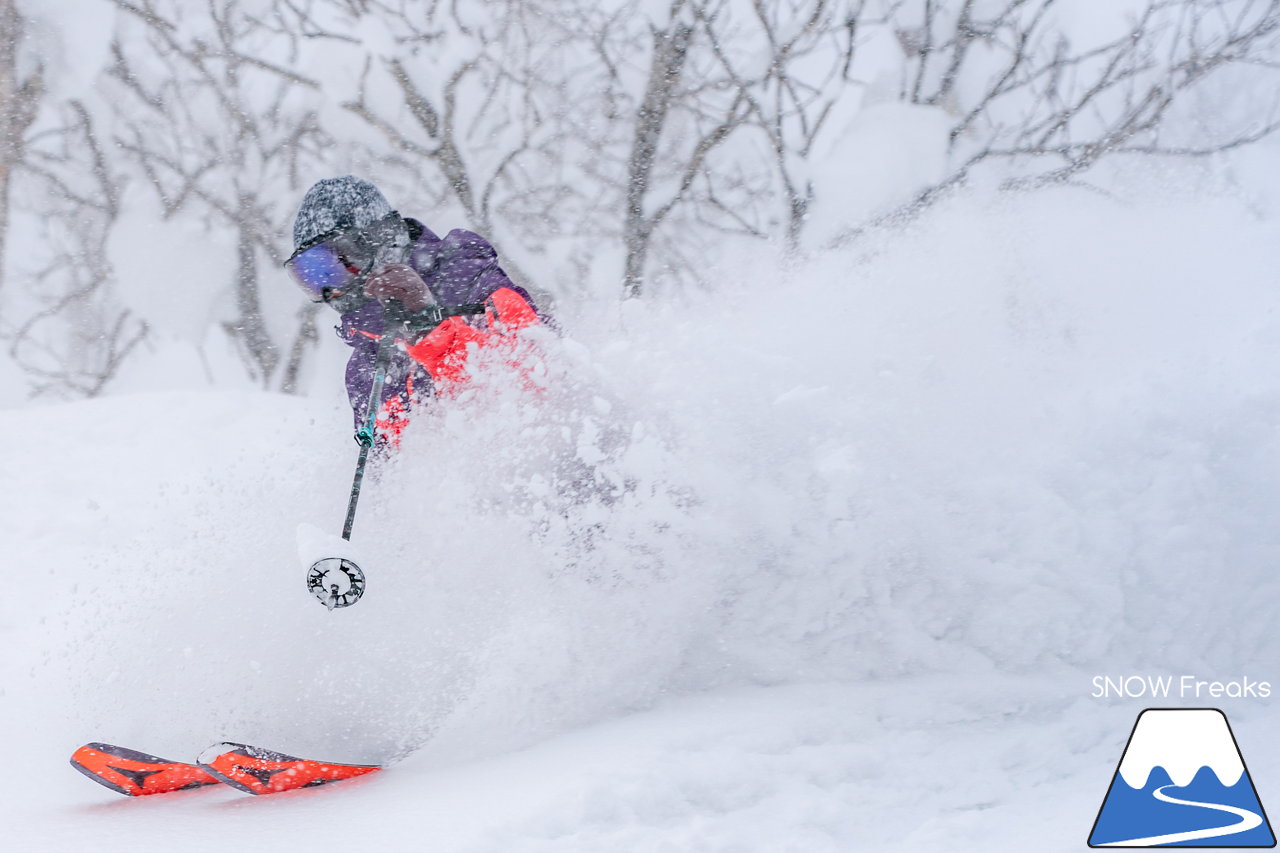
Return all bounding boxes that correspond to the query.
[197,742,381,796]
[70,743,221,796]
[196,742,252,766]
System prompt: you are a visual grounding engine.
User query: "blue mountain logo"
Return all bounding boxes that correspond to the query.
[1089,708,1275,847]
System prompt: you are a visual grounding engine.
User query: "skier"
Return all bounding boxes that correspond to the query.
[284,176,545,444]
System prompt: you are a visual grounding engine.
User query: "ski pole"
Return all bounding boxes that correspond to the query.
[342,301,404,540]
[340,301,489,540]
[309,300,491,609]
[307,301,405,610]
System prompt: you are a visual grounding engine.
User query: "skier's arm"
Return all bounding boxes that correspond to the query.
[402,287,541,383]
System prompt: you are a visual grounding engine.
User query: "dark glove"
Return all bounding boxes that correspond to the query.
[364,264,434,313]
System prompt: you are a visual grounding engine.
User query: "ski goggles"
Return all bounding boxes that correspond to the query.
[284,237,366,302]
[284,211,402,302]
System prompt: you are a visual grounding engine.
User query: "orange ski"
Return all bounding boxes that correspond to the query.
[197,742,380,795]
[70,743,221,796]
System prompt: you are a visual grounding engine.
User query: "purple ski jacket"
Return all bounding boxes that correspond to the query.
[335,219,539,429]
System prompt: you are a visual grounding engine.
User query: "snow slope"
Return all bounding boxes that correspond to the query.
[5,185,1280,851]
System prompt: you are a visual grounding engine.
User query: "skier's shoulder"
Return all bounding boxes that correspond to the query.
[439,227,498,261]
[406,220,498,272]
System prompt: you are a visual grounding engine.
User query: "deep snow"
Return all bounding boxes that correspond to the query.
[5,185,1280,850]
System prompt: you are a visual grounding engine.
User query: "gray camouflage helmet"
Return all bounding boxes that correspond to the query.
[292,175,402,250]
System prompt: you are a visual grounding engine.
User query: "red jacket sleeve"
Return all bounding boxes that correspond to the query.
[403,287,541,384]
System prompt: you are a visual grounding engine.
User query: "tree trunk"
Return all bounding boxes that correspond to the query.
[0,0,15,295]
[0,159,9,294]
[622,18,692,299]
[226,202,278,385]
[0,0,42,294]
[279,303,319,395]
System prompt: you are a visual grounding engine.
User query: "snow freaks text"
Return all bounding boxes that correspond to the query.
[1091,676,1272,700]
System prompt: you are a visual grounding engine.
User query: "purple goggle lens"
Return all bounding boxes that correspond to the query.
[285,242,356,301]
